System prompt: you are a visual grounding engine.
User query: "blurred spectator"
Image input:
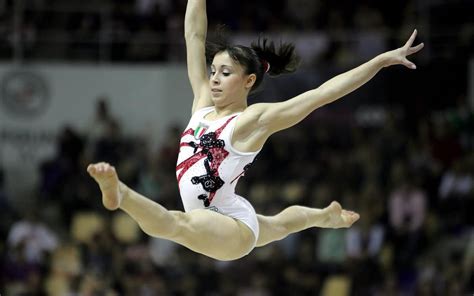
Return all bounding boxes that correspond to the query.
[56,125,85,174]
[68,14,99,60]
[346,204,385,295]
[80,226,117,277]
[13,20,38,59]
[92,114,124,164]
[285,0,320,30]
[388,164,428,293]
[137,156,162,202]
[407,119,443,201]
[85,95,117,147]
[429,119,463,170]
[39,127,82,194]
[375,273,401,296]
[127,24,166,61]
[39,125,86,225]
[464,230,474,289]
[316,228,347,270]
[44,243,83,296]
[434,94,474,151]
[438,159,473,200]
[107,18,132,61]
[164,3,185,62]
[0,166,12,239]
[0,165,8,209]
[2,241,44,295]
[148,237,179,268]
[7,208,59,264]
[135,0,161,17]
[388,163,427,233]
[437,158,473,232]
[84,95,124,164]
[353,5,388,62]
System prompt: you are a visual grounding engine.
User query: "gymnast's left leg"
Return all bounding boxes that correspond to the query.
[255,202,360,247]
[87,162,256,261]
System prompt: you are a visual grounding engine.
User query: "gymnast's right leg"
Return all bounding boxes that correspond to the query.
[87,162,255,261]
[256,202,360,247]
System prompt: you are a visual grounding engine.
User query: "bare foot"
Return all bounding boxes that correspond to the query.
[87,162,122,210]
[323,201,360,228]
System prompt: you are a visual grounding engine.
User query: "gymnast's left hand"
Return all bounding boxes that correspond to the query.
[381,29,424,69]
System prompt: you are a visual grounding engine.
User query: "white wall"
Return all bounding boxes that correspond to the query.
[0,63,193,205]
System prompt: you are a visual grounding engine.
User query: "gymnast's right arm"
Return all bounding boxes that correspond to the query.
[185,0,212,114]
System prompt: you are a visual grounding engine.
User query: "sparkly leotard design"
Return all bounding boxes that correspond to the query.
[176,107,260,241]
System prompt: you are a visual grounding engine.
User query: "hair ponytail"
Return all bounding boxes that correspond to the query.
[251,38,300,77]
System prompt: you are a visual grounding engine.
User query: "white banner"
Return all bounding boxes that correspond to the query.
[0,63,192,205]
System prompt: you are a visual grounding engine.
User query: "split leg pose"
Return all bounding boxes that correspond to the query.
[88,0,422,261]
[88,163,358,260]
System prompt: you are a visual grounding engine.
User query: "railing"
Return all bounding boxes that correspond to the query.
[0,0,470,64]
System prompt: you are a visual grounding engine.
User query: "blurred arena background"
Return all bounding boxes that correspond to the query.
[0,0,473,295]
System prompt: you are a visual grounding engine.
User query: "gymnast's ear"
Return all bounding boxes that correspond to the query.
[245,74,256,90]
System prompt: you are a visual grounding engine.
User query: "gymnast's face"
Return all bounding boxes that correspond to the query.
[209,51,256,107]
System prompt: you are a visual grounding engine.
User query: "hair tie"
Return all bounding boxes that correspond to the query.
[261,59,271,73]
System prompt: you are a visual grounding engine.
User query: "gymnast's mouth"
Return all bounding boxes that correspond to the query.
[211,88,222,92]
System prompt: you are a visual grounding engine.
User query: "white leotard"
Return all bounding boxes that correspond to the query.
[176,107,260,241]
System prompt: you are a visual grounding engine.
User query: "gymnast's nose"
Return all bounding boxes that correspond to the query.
[211,73,220,85]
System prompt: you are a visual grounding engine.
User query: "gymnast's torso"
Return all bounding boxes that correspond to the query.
[176,106,259,213]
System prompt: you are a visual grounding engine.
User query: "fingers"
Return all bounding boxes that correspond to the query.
[403,58,417,70]
[409,42,424,55]
[403,32,423,69]
[404,29,418,48]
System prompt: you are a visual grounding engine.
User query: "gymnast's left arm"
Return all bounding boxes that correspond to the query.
[257,29,424,134]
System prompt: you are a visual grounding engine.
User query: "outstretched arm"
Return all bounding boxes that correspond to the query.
[185,0,213,114]
[258,29,424,133]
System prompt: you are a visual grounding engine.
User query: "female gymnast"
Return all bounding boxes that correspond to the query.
[87,0,423,261]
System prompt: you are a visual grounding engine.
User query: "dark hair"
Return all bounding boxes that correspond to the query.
[206,32,300,92]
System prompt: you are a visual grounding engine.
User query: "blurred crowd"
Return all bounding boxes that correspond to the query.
[0,0,472,63]
[1,86,473,295]
[0,0,473,295]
